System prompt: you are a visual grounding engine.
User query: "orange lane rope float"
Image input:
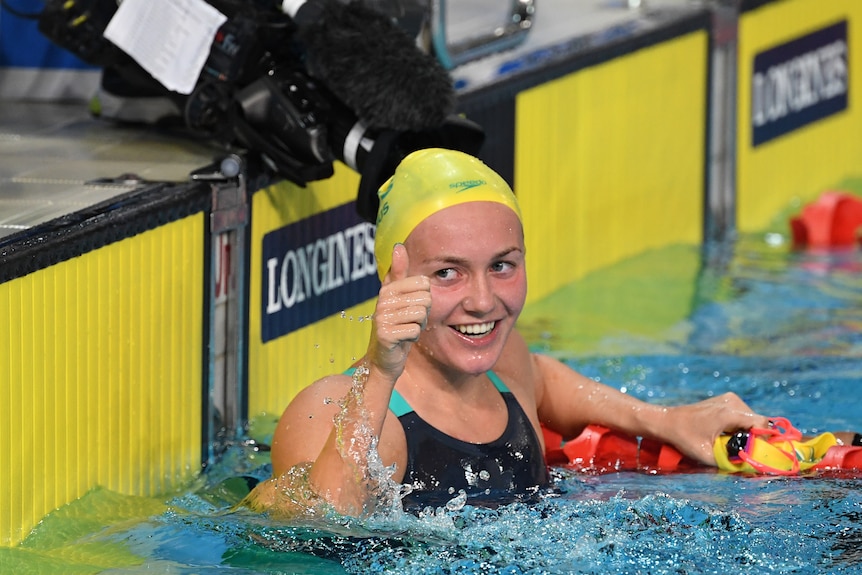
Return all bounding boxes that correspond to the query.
[790,190,862,248]
[543,418,862,475]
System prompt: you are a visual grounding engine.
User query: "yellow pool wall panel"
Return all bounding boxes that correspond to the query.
[0,214,204,546]
[737,0,862,232]
[516,30,708,303]
[248,164,376,418]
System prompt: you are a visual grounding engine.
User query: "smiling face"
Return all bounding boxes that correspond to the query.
[404,201,527,377]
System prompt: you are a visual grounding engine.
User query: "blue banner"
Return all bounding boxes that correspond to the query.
[751,20,848,147]
[261,203,379,342]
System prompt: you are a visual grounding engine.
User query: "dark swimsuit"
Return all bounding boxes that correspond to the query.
[389,371,550,509]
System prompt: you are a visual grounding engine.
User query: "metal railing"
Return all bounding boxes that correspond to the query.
[430,0,536,69]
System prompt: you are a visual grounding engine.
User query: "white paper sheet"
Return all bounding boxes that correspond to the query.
[104,0,227,95]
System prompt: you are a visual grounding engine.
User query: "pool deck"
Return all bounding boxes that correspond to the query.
[0,0,699,244]
[0,102,220,242]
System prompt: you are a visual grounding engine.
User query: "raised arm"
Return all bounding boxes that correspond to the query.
[255,244,431,515]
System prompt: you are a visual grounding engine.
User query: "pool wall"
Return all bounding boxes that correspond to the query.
[513,24,708,302]
[736,0,862,232]
[3,0,862,549]
[1,186,210,546]
[246,166,378,419]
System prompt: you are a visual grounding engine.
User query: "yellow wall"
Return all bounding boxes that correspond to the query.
[247,165,376,418]
[0,215,204,546]
[516,30,708,302]
[737,0,862,231]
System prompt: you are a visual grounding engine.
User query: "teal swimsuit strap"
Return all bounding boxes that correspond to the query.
[389,389,413,417]
[486,370,511,393]
[388,370,511,417]
[343,367,510,416]
[343,366,415,416]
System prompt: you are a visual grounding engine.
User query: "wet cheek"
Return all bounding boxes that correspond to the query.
[422,306,449,331]
[427,292,462,320]
[500,283,527,310]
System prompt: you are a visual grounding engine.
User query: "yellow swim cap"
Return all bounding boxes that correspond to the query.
[374,148,521,280]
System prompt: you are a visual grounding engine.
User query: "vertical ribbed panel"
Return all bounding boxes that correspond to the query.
[516,31,708,303]
[247,164,376,417]
[1,213,204,546]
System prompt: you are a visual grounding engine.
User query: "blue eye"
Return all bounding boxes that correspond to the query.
[435,268,457,280]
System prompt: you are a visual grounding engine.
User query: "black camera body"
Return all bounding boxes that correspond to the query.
[37,0,484,221]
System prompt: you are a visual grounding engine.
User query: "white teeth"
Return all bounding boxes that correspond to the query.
[456,321,495,336]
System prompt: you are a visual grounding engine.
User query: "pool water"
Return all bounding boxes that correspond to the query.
[5,233,862,574]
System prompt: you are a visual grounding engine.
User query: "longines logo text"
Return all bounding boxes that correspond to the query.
[751,21,848,146]
[261,203,378,342]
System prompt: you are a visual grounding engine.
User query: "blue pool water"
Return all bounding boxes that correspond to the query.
[9,234,862,574]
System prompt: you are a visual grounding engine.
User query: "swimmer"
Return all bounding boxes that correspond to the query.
[249,149,776,516]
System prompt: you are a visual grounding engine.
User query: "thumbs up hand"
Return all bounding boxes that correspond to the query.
[368,244,431,379]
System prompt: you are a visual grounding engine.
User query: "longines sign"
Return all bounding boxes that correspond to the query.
[751,20,848,147]
[262,203,378,342]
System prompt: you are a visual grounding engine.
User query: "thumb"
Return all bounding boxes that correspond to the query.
[384,243,410,284]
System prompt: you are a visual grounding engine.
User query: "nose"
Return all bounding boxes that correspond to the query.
[463,274,495,315]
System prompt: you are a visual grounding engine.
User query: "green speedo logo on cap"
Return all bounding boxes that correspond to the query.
[450,180,485,192]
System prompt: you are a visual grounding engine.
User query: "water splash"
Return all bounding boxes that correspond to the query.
[33,464,855,575]
[238,364,412,521]
[329,487,842,575]
[331,363,409,517]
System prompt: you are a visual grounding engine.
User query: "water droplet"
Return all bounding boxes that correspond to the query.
[765,232,785,247]
[445,489,467,511]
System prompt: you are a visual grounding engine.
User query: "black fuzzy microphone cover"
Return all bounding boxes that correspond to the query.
[293,0,456,131]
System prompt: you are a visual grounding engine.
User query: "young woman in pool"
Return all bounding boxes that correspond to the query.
[253,148,776,515]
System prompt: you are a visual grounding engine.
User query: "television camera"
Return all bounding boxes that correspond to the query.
[30,0,484,221]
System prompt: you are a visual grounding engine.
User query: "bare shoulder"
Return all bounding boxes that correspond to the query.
[283,373,356,416]
[491,329,543,413]
[492,329,537,384]
[270,373,355,475]
[492,330,586,419]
